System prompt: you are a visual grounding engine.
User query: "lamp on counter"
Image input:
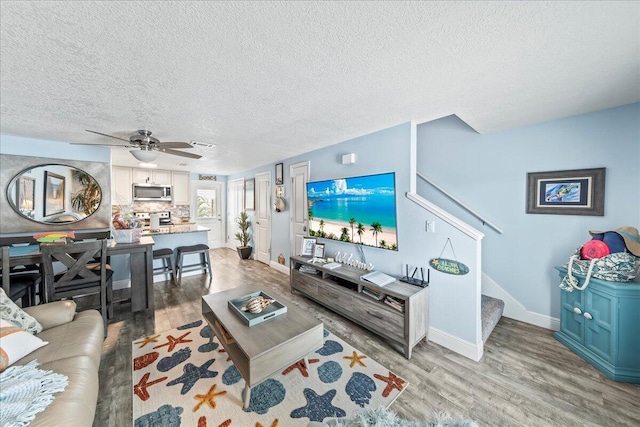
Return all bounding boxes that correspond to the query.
[130,149,159,162]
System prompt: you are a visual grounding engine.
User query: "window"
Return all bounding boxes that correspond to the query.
[196,189,217,219]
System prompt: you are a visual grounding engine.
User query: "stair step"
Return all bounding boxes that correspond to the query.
[482,294,504,342]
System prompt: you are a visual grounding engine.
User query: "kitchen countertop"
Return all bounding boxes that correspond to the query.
[142,224,210,236]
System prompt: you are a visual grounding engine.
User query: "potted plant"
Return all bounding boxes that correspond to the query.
[71,170,101,216]
[235,211,253,259]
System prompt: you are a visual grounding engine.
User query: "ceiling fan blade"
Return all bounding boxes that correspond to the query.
[85,130,131,143]
[158,147,202,159]
[156,142,193,149]
[69,142,137,148]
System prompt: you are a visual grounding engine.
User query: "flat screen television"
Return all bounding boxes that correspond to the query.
[306,172,398,251]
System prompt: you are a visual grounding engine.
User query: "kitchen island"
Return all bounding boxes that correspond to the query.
[111,224,211,288]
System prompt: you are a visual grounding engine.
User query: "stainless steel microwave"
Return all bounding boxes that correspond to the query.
[133,183,172,201]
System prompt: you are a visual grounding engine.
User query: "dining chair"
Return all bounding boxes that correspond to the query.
[40,240,113,335]
[0,246,40,307]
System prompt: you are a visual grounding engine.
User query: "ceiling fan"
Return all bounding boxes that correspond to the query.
[80,129,202,161]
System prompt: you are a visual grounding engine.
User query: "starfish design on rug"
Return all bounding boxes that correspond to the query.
[193,383,228,412]
[282,358,320,377]
[134,372,168,401]
[373,371,406,397]
[196,416,232,427]
[153,331,193,352]
[256,419,279,427]
[343,351,367,368]
[290,388,346,422]
[167,358,218,394]
[133,351,159,371]
[134,334,160,348]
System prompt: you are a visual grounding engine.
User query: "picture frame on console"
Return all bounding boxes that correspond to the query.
[526,168,605,216]
[301,237,316,256]
[313,243,325,258]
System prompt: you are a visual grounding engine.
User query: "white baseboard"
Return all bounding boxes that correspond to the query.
[270,260,290,275]
[482,272,560,331]
[429,327,483,362]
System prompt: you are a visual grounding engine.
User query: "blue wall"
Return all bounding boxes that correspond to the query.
[230,103,639,345]
[417,103,640,318]
[0,135,111,161]
[230,123,483,345]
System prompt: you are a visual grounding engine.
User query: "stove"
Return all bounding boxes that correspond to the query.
[133,211,173,227]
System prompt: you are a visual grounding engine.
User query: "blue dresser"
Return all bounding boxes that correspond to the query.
[554,266,640,383]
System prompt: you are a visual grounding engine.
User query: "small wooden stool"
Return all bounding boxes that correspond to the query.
[175,244,212,285]
[153,248,176,284]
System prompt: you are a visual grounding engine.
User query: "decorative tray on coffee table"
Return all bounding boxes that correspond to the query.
[228,290,287,327]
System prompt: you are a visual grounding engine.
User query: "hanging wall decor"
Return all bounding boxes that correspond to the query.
[44,171,65,217]
[429,238,469,275]
[526,168,605,216]
[244,178,255,211]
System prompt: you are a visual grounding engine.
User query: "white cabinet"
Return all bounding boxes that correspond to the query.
[112,166,190,206]
[172,171,191,205]
[112,166,132,205]
[153,169,172,184]
[133,168,172,184]
[132,168,150,184]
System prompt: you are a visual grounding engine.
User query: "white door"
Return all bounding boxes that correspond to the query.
[193,182,224,248]
[290,161,310,256]
[227,178,245,250]
[255,171,271,264]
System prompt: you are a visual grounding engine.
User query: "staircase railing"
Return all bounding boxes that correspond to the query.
[417,172,503,234]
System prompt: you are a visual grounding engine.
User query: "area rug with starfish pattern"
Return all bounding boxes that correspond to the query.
[132,319,407,426]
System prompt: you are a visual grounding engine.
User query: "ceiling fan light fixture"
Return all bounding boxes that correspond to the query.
[138,162,158,168]
[130,149,159,162]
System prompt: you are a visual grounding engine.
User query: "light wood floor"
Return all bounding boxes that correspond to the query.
[94,248,640,427]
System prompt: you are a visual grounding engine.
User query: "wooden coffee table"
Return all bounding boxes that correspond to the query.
[202,284,324,408]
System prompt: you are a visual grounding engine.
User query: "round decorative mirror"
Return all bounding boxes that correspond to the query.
[6,164,102,224]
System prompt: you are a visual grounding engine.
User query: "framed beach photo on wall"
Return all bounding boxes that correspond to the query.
[526,168,605,216]
[44,171,65,217]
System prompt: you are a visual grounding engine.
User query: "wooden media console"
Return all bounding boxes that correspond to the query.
[290,256,429,358]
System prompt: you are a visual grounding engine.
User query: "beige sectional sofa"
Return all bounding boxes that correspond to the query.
[16,300,104,426]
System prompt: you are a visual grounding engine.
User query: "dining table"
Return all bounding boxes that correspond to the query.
[3,236,155,312]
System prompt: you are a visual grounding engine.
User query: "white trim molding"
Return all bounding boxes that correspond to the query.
[270,260,290,275]
[482,272,560,331]
[429,326,484,362]
[406,192,484,241]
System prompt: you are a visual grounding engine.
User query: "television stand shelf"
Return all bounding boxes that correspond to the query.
[290,256,429,359]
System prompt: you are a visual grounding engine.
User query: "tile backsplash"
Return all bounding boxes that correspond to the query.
[112,202,191,218]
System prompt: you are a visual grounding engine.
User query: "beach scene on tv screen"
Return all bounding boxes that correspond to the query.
[307,172,398,251]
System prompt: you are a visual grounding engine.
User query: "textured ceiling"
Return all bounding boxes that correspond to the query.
[1,1,638,174]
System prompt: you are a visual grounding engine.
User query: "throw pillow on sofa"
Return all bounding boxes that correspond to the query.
[0,288,43,334]
[0,319,48,371]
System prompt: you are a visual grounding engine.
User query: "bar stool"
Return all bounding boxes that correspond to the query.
[153,248,176,283]
[175,244,212,285]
